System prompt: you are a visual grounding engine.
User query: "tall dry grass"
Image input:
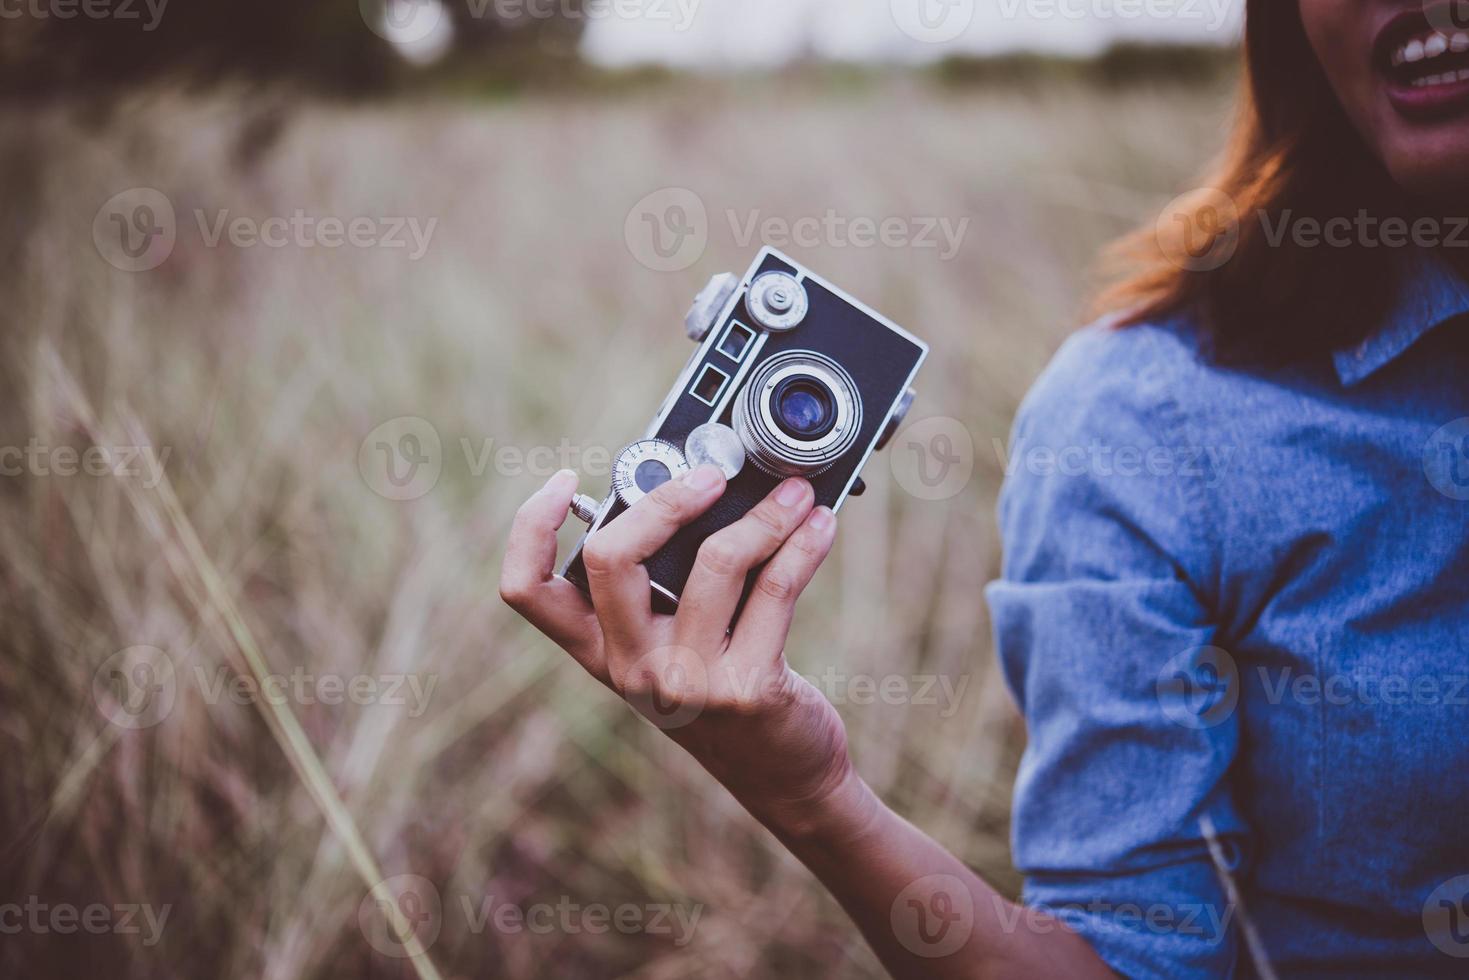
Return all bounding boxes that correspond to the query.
[0,79,1230,978]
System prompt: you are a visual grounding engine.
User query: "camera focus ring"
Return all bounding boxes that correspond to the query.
[734,351,863,477]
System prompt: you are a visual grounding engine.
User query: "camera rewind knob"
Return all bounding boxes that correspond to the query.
[684,272,739,342]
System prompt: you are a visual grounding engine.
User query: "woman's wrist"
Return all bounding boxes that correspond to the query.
[754,764,883,850]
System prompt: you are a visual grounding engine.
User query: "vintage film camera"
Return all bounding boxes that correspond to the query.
[561,247,928,613]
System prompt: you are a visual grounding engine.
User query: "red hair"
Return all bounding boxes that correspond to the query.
[1095,0,1423,364]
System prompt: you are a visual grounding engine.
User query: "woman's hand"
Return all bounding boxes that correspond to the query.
[501,466,1114,979]
[499,465,857,835]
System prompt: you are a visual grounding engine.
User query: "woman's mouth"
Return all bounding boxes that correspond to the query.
[1379,21,1469,120]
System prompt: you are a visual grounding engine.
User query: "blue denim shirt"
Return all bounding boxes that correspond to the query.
[986,252,1469,979]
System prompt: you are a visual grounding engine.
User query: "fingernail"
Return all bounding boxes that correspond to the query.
[775,479,810,508]
[684,464,724,492]
[808,506,836,532]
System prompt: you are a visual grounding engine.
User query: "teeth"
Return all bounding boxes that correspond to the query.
[1392,31,1469,78]
[1409,68,1469,87]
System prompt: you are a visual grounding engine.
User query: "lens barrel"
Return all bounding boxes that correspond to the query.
[734,351,863,477]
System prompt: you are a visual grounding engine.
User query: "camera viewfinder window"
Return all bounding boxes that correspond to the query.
[691,364,730,406]
[718,321,756,361]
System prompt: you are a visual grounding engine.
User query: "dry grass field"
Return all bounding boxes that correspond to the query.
[0,77,1231,978]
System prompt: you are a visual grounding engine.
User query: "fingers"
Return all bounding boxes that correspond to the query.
[500,470,605,673]
[675,477,815,650]
[731,506,837,655]
[581,464,726,650]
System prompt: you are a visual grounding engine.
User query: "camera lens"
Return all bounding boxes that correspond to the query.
[734,351,863,478]
[773,378,836,440]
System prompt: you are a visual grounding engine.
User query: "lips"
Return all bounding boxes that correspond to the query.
[1375,8,1469,120]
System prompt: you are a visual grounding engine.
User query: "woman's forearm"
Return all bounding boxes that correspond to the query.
[756,772,1115,980]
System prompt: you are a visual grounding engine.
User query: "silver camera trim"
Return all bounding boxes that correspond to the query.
[735,351,863,477]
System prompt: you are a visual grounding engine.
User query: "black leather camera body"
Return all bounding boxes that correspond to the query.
[561,247,927,614]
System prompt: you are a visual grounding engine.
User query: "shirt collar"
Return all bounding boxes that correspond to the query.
[1334,251,1469,387]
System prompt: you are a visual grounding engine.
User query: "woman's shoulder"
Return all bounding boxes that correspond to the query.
[998,311,1230,593]
[1016,311,1215,445]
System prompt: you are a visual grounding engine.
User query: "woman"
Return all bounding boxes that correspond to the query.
[500,0,1469,975]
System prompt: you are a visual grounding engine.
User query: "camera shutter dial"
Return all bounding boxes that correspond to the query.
[746,272,809,332]
[612,439,690,507]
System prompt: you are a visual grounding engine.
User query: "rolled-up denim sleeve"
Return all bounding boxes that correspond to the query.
[984,325,1251,979]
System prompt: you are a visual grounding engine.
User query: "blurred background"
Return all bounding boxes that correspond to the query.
[0,1,1238,976]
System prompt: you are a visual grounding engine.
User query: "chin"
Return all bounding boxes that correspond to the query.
[1378,131,1469,199]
